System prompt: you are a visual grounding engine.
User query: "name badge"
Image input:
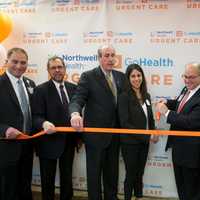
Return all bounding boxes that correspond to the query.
[146,99,150,106]
[177,94,184,102]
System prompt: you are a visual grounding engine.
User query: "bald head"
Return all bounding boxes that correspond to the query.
[183,62,200,90]
[185,62,200,75]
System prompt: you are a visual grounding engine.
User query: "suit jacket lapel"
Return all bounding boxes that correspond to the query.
[2,73,20,108]
[146,98,153,125]
[23,77,34,98]
[64,82,73,100]
[131,92,152,125]
[112,70,121,95]
[181,88,200,112]
[94,67,114,97]
[176,87,188,110]
[48,80,63,105]
[130,91,147,119]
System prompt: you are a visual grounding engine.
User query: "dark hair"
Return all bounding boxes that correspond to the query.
[125,64,148,102]
[7,47,28,60]
[47,56,65,69]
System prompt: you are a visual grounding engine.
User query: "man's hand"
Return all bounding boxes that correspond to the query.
[150,135,159,143]
[42,121,56,134]
[5,127,21,139]
[156,102,169,115]
[157,98,167,104]
[70,112,83,131]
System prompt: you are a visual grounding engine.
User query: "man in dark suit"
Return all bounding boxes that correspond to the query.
[156,62,200,200]
[32,56,77,200]
[69,45,125,200]
[0,47,36,200]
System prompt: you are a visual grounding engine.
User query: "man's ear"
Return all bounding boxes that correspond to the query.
[3,59,9,68]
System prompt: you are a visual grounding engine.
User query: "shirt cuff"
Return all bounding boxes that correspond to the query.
[71,112,80,118]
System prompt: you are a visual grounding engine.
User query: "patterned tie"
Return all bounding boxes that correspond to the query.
[177,90,190,113]
[17,79,31,133]
[105,73,117,102]
[59,84,69,113]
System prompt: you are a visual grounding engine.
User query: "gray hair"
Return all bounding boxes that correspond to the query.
[97,44,115,58]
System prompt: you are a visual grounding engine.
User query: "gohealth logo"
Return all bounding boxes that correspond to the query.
[125,57,173,67]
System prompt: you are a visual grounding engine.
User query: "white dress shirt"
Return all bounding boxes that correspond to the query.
[52,80,70,103]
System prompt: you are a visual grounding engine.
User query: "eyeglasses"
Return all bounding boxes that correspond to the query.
[182,74,200,80]
[49,65,65,71]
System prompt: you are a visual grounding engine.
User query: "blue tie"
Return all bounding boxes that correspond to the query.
[17,79,31,133]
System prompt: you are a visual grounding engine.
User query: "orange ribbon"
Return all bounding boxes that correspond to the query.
[15,127,200,140]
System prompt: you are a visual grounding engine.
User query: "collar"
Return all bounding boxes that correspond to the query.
[6,70,23,83]
[188,84,200,98]
[52,79,65,91]
[100,67,114,81]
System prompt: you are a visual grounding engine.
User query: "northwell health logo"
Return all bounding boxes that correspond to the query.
[60,54,122,69]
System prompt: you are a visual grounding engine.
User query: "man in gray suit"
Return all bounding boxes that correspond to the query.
[69,45,125,200]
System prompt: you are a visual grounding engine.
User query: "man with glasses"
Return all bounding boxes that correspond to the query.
[0,47,36,200]
[156,62,200,200]
[32,56,78,200]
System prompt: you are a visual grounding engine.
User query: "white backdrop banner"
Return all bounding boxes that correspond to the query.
[1,0,200,198]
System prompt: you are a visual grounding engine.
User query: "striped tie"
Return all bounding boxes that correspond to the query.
[177,90,190,113]
[106,73,117,102]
